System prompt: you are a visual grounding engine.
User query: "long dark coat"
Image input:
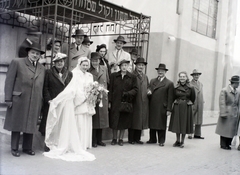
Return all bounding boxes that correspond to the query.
[39,66,72,133]
[148,77,174,130]
[109,71,138,129]
[131,70,149,130]
[190,80,204,125]
[215,85,240,138]
[4,58,45,133]
[88,65,109,129]
[169,83,196,134]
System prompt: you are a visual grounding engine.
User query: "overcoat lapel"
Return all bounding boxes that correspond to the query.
[97,66,104,79]
[25,58,35,74]
[152,77,166,92]
[51,67,65,85]
[34,63,44,79]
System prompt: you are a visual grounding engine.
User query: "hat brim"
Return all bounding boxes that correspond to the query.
[155,68,168,71]
[118,60,130,66]
[26,31,42,35]
[134,62,147,65]
[53,57,67,62]
[72,34,87,38]
[191,73,202,76]
[114,39,127,44]
[26,47,45,55]
[229,80,240,83]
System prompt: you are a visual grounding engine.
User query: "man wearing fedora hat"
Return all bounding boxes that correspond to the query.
[216,75,240,150]
[188,69,204,139]
[128,48,139,72]
[147,63,174,146]
[108,35,131,73]
[62,29,91,71]
[82,36,93,48]
[4,41,46,157]
[88,52,109,148]
[18,26,42,58]
[39,53,73,145]
[128,57,149,144]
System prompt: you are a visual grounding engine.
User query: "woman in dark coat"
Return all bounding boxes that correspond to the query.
[39,53,72,137]
[96,44,111,77]
[169,71,195,148]
[88,52,109,148]
[109,59,138,146]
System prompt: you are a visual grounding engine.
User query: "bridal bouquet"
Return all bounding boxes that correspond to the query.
[85,81,108,107]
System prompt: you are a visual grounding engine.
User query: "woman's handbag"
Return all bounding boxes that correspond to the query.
[119,102,133,113]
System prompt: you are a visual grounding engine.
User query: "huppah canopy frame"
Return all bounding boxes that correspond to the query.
[0,0,151,68]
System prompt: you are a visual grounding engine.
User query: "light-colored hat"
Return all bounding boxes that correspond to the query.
[190,69,202,76]
[53,53,67,62]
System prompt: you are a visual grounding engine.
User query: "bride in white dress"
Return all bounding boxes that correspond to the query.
[44,57,96,161]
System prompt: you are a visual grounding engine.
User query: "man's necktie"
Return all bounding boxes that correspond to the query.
[76,45,79,51]
[32,61,36,67]
[116,50,120,59]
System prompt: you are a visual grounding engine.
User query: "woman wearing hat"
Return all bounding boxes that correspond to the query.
[88,52,109,148]
[215,75,240,150]
[169,71,195,148]
[109,59,138,146]
[40,38,62,69]
[4,42,45,157]
[39,53,73,143]
[128,57,149,144]
[108,35,131,73]
[44,57,96,161]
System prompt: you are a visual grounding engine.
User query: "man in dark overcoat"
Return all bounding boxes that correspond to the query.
[4,42,46,157]
[39,53,73,137]
[147,63,174,146]
[128,57,149,144]
[88,52,109,147]
[62,29,91,70]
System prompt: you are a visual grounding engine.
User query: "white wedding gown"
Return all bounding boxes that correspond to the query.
[44,65,96,161]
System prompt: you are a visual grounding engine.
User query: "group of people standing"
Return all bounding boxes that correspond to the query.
[3,27,240,162]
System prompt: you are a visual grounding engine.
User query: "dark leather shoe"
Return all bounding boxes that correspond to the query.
[97,142,106,146]
[111,139,117,145]
[44,145,50,152]
[194,135,204,139]
[173,141,181,147]
[22,149,35,155]
[128,141,135,144]
[188,136,192,139]
[179,142,184,148]
[11,150,20,157]
[135,141,144,144]
[159,143,164,147]
[118,139,124,146]
[146,140,157,144]
[92,143,98,148]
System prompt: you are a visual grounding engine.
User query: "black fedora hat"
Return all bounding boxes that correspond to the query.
[130,48,138,55]
[72,29,87,38]
[90,52,101,61]
[82,36,93,45]
[26,41,45,54]
[134,57,147,65]
[26,26,42,35]
[229,75,240,83]
[155,63,168,71]
[118,59,130,66]
[96,44,107,52]
[114,35,127,44]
